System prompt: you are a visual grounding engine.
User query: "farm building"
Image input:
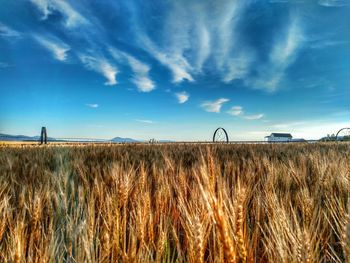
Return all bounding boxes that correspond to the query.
[265,133,292,142]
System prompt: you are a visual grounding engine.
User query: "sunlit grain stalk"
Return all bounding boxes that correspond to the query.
[156,229,166,263]
[13,222,24,263]
[193,215,205,263]
[236,188,247,263]
[342,213,350,263]
[297,230,311,263]
[0,218,5,243]
[212,199,236,263]
[207,148,216,192]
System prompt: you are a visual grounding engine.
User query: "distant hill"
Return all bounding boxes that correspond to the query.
[0,133,176,143]
[0,133,56,141]
[0,133,141,142]
[110,137,139,143]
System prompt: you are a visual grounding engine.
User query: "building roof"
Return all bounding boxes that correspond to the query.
[270,133,292,138]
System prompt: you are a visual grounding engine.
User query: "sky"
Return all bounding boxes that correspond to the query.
[0,0,349,141]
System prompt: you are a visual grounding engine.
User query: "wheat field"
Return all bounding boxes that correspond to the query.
[0,143,349,262]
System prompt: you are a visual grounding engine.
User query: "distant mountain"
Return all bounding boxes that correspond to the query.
[109,137,175,143]
[110,137,139,143]
[0,133,174,143]
[0,133,56,141]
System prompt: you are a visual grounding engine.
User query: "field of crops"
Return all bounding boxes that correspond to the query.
[0,143,350,262]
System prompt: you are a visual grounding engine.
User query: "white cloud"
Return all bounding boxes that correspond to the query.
[269,0,290,2]
[195,23,210,71]
[244,114,264,120]
[261,18,302,91]
[223,53,252,83]
[175,91,189,104]
[34,35,70,61]
[124,54,149,75]
[135,119,154,124]
[270,19,301,66]
[25,1,307,93]
[309,40,350,49]
[0,23,21,38]
[0,62,10,68]
[129,1,304,91]
[226,105,264,120]
[214,2,244,70]
[131,76,155,92]
[318,0,350,7]
[137,1,248,83]
[269,0,306,3]
[30,0,51,19]
[86,104,98,108]
[30,0,88,28]
[140,35,193,83]
[201,98,229,113]
[141,1,195,81]
[109,48,155,92]
[79,54,117,85]
[245,16,302,91]
[227,106,243,116]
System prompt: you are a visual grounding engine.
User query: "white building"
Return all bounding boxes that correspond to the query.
[265,133,292,142]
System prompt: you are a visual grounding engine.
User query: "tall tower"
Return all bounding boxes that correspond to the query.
[40,127,47,144]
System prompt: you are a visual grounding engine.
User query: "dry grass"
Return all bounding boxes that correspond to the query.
[0,143,349,262]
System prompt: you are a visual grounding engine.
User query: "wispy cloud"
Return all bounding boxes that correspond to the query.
[175,91,189,104]
[201,98,229,113]
[136,1,248,83]
[30,0,88,28]
[227,105,264,120]
[247,16,303,91]
[136,1,197,82]
[0,62,10,68]
[140,35,193,83]
[131,76,155,92]
[129,0,303,92]
[79,54,117,86]
[0,23,21,38]
[270,19,302,66]
[110,1,307,92]
[214,1,248,81]
[30,0,51,19]
[194,23,210,71]
[110,48,155,92]
[318,0,350,7]
[269,0,290,3]
[34,35,70,61]
[227,106,243,116]
[135,119,154,124]
[309,40,350,49]
[85,104,98,108]
[222,54,252,83]
[244,114,264,120]
[269,0,306,3]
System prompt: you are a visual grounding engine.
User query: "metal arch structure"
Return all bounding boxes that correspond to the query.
[336,127,350,141]
[213,127,229,143]
[40,127,48,144]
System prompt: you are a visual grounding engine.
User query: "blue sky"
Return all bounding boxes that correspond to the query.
[0,0,349,141]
